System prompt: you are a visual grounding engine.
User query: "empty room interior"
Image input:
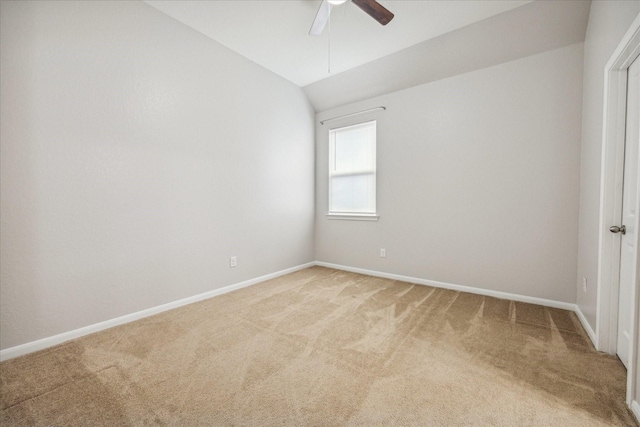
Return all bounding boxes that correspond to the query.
[2,0,640,425]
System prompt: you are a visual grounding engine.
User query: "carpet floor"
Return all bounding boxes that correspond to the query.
[1,266,636,426]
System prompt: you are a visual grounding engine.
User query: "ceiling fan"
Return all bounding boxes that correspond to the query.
[309,0,394,36]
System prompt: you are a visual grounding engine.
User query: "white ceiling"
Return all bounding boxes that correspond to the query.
[304,0,591,111]
[144,0,533,87]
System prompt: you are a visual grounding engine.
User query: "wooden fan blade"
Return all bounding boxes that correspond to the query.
[351,0,394,26]
[309,1,332,36]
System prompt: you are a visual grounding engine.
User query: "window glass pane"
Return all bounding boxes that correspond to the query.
[329,174,375,213]
[333,125,375,173]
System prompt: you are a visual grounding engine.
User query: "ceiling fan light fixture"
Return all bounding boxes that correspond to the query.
[310,0,393,36]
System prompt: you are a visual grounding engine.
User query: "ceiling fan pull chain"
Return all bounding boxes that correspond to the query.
[328,7,331,74]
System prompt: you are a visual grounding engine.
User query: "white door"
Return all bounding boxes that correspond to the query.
[617,55,640,368]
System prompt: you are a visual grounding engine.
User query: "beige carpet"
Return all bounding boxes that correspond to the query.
[1,266,636,426]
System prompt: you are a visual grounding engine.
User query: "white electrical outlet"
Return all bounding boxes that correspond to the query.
[380,248,386,258]
[582,277,587,293]
[230,256,237,268]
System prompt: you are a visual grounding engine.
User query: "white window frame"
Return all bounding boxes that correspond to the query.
[327,120,379,221]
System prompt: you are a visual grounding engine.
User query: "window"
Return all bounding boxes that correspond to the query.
[328,120,377,219]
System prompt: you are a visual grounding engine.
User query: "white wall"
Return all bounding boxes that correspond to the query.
[576,0,640,331]
[315,43,584,303]
[0,0,315,350]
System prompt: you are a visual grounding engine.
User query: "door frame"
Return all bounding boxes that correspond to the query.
[597,13,640,405]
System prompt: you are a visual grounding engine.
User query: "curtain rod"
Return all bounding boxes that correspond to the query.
[320,106,386,125]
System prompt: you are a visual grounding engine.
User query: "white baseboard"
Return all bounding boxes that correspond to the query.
[315,261,576,311]
[0,261,596,362]
[0,262,315,362]
[632,400,640,423]
[574,304,598,348]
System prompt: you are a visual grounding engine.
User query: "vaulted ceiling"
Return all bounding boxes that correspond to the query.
[144,0,591,111]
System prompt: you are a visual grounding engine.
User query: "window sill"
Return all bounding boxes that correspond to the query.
[326,213,379,221]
